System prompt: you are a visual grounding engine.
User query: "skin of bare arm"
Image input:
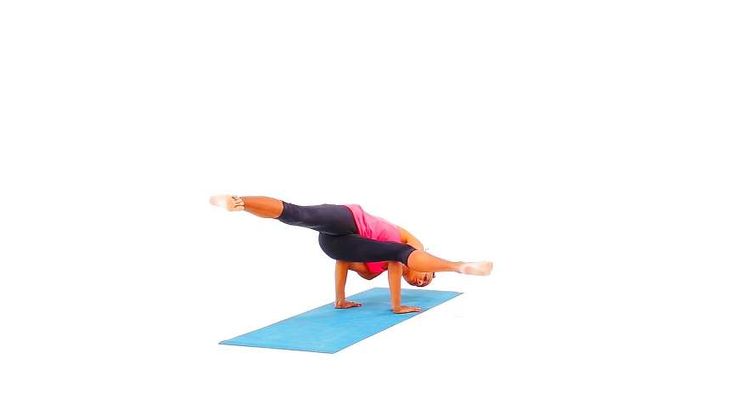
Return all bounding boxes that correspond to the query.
[398,226,424,251]
[334,260,361,309]
[335,227,421,297]
[398,226,434,287]
[388,261,422,313]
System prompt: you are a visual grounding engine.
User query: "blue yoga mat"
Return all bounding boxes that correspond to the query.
[220,287,462,353]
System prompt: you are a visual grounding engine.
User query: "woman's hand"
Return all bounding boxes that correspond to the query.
[392,305,422,314]
[335,300,362,309]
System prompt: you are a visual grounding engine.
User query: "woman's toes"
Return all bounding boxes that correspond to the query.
[209,194,244,211]
[209,195,228,207]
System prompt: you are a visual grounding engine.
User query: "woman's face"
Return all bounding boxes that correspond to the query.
[403,267,434,287]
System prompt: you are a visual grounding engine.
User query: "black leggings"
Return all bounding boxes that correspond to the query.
[276,202,416,265]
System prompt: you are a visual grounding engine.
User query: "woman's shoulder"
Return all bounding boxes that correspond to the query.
[396,225,409,243]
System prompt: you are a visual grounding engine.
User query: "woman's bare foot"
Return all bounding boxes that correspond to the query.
[209,194,245,211]
[458,261,493,275]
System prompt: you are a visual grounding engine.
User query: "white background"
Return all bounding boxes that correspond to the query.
[1,1,734,413]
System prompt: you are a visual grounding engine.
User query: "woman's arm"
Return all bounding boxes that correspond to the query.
[388,261,421,314]
[398,226,424,251]
[334,260,361,309]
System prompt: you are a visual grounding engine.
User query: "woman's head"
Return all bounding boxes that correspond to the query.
[402,266,435,287]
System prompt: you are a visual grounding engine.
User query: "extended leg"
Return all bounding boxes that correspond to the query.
[241,196,284,218]
[209,195,284,218]
[406,250,492,275]
[318,233,416,264]
[209,195,357,235]
[318,234,493,276]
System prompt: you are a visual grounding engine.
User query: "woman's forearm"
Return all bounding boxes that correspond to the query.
[387,261,403,310]
[398,226,424,250]
[388,261,421,314]
[407,238,424,251]
[334,260,349,303]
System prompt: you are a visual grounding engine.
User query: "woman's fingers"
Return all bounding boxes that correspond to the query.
[392,305,422,314]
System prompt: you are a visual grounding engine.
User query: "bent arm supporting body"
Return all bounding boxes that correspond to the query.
[335,260,349,303]
[334,260,362,309]
[398,226,424,251]
[388,261,421,313]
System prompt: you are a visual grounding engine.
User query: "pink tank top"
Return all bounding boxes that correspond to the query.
[344,204,402,275]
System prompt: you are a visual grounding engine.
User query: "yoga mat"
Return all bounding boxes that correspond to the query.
[220,287,462,353]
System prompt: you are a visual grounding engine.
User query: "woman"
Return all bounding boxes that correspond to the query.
[209,195,493,314]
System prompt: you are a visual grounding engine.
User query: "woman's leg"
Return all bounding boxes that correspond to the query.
[318,234,492,276]
[406,250,492,275]
[209,195,284,218]
[318,233,416,264]
[209,195,357,235]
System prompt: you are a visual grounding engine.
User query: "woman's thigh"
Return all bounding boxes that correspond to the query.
[317,233,416,264]
[277,203,357,235]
